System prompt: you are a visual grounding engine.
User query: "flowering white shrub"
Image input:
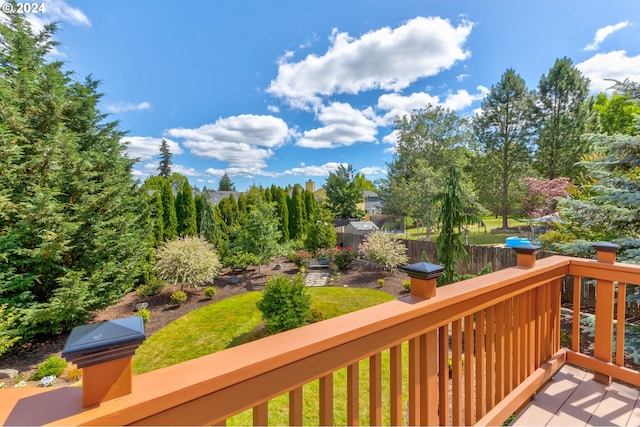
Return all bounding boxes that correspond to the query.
[358,231,408,272]
[14,380,26,388]
[40,375,56,387]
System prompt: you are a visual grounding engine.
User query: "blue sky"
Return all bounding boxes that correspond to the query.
[13,0,640,191]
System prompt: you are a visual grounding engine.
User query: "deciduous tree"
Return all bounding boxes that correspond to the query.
[324,164,365,220]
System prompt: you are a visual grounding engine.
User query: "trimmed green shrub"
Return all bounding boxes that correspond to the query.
[256,274,311,335]
[170,290,188,305]
[154,236,222,290]
[30,356,67,381]
[358,230,408,272]
[224,251,259,272]
[136,278,166,297]
[204,286,216,298]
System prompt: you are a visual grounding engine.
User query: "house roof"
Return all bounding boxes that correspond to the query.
[347,221,379,231]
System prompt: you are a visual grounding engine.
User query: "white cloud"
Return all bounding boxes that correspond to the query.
[121,136,182,161]
[105,101,151,113]
[296,102,378,149]
[268,16,473,108]
[284,162,348,176]
[359,166,387,177]
[377,86,488,123]
[267,104,280,113]
[577,50,640,93]
[382,130,399,154]
[584,21,629,51]
[168,114,291,175]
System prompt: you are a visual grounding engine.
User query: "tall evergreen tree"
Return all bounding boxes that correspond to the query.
[157,139,173,178]
[159,178,178,240]
[474,68,533,229]
[175,180,197,236]
[218,173,235,191]
[150,190,164,246]
[532,57,594,180]
[0,14,151,337]
[435,166,485,285]
[288,186,305,240]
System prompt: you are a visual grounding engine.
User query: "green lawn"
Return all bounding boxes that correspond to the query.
[133,287,394,374]
[132,287,400,425]
[403,215,525,246]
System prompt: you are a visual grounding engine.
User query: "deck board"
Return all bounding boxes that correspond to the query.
[512,364,640,426]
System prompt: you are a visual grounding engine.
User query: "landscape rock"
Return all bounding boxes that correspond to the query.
[273,263,282,270]
[0,369,19,379]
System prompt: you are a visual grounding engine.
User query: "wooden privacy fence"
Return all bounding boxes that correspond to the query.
[337,232,551,275]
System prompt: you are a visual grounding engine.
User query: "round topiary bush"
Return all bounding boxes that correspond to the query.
[170,290,187,305]
[204,286,216,299]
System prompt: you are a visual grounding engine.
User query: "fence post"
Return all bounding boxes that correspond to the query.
[592,242,621,385]
[512,244,541,268]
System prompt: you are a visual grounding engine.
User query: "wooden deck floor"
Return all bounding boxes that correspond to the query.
[511,364,640,426]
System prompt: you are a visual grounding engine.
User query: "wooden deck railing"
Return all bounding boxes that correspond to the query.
[2,244,640,426]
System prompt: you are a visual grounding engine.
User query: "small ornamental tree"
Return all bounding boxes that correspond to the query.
[154,236,221,290]
[256,274,311,335]
[358,230,408,272]
[523,177,570,239]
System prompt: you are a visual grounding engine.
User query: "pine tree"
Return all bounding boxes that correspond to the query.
[532,57,594,180]
[474,68,533,229]
[157,139,173,178]
[0,14,151,338]
[150,190,165,246]
[218,173,235,191]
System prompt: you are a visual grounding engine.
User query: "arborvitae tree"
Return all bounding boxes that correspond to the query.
[0,14,151,338]
[175,180,197,236]
[157,139,173,178]
[194,193,205,234]
[275,188,290,242]
[236,192,248,216]
[160,178,178,240]
[474,68,533,229]
[218,194,239,228]
[303,190,318,231]
[532,57,594,180]
[288,186,305,240]
[218,173,235,191]
[150,190,165,246]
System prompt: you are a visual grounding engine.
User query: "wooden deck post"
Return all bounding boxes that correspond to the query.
[512,244,541,268]
[61,317,145,407]
[592,242,621,385]
[400,262,445,299]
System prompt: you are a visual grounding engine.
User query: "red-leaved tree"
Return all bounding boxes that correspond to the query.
[522,177,570,238]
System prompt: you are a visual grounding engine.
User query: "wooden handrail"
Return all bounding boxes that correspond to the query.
[2,254,640,426]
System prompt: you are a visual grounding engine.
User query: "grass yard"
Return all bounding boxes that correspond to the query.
[132,287,394,374]
[132,287,401,425]
[403,215,526,246]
